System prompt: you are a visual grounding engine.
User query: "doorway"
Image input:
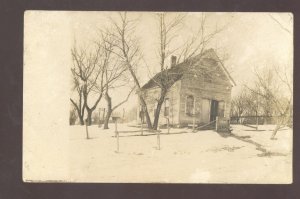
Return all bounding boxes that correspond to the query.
[210,100,219,122]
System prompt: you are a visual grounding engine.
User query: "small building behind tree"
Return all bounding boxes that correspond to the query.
[137,49,236,127]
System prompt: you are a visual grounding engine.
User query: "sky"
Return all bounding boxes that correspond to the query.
[24,11,293,113]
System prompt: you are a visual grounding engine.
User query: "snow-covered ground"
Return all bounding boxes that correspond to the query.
[68,123,292,183]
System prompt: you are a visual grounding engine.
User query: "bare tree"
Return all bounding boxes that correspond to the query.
[70,43,105,126]
[244,89,260,117]
[102,49,134,129]
[151,13,227,130]
[150,13,186,130]
[108,12,153,129]
[231,89,249,123]
[246,65,292,139]
[103,84,135,129]
[70,68,85,125]
[93,29,136,129]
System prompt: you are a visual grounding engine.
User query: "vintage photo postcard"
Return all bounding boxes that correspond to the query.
[23,11,293,183]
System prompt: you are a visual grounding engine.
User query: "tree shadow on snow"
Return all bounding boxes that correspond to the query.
[217,132,287,157]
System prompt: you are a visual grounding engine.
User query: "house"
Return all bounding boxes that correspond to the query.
[137,49,236,127]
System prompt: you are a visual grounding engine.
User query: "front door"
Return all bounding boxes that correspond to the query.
[210,100,219,122]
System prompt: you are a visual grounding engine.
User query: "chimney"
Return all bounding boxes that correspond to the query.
[171,55,177,68]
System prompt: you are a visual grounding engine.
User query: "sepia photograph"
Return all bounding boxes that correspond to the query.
[23,11,293,183]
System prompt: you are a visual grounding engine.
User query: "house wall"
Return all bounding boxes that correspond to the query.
[140,81,181,126]
[178,58,232,125]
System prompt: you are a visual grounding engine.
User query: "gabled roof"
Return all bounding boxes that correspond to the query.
[141,49,236,90]
[206,49,236,86]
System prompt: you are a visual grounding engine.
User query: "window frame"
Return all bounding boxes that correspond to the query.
[185,95,195,116]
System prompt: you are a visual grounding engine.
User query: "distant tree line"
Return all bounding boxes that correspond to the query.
[231,65,292,139]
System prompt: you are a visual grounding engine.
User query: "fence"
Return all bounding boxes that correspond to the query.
[195,117,231,133]
[230,115,292,125]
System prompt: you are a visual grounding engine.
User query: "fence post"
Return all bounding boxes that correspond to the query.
[228,119,231,133]
[216,116,219,132]
[140,107,144,135]
[167,117,170,134]
[98,108,101,127]
[157,130,160,150]
[256,112,259,131]
[193,100,196,132]
[85,119,90,139]
[193,115,196,132]
[141,117,143,135]
[115,119,119,153]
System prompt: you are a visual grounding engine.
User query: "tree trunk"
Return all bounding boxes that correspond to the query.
[271,115,286,139]
[271,101,291,140]
[104,92,112,129]
[271,123,281,140]
[86,110,93,126]
[153,96,165,130]
[85,120,90,139]
[124,62,152,129]
[70,98,85,125]
[78,114,84,125]
[84,94,103,126]
[139,96,153,129]
[104,109,112,129]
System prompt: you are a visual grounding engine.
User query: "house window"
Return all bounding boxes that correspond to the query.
[185,95,194,115]
[164,98,170,117]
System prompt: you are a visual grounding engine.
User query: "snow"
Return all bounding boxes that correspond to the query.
[68,124,292,183]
